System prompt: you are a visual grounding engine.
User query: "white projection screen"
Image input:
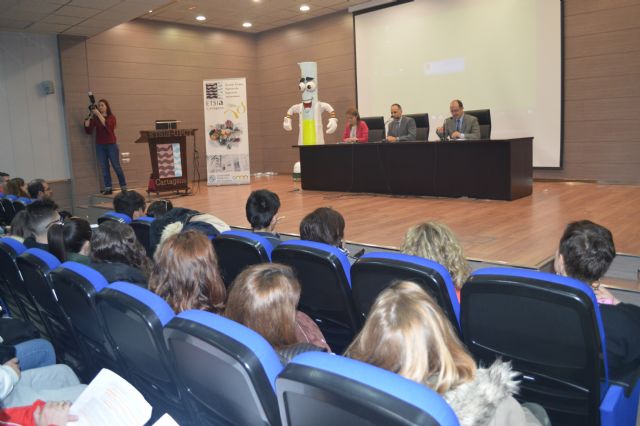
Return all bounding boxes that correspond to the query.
[355,0,562,167]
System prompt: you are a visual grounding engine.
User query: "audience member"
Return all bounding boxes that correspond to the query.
[23,199,60,250]
[246,189,282,247]
[47,218,91,265]
[554,220,640,376]
[345,281,548,426]
[27,179,52,201]
[146,199,173,219]
[225,263,331,363]
[0,172,9,194]
[89,221,152,287]
[342,107,369,143]
[113,190,145,220]
[5,178,29,198]
[299,207,345,249]
[149,230,226,314]
[401,222,471,300]
[6,211,30,243]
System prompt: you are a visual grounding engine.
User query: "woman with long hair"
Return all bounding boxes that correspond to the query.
[345,281,548,426]
[89,221,151,286]
[342,107,369,143]
[47,218,92,265]
[5,178,28,198]
[84,98,127,195]
[149,230,226,314]
[225,263,330,362]
[401,222,471,300]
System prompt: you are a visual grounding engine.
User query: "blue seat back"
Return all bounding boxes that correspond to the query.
[50,262,119,373]
[17,248,90,373]
[97,282,185,418]
[277,352,459,426]
[272,240,358,353]
[213,230,273,287]
[0,238,29,320]
[131,216,155,257]
[351,252,460,331]
[461,267,608,426]
[97,211,132,225]
[164,310,283,425]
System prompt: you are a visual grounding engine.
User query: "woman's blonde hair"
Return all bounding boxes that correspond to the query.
[225,263,300,349]
[345,281,476,394]
[401,222,471,290]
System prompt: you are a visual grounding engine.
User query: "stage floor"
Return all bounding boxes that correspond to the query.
[160,175,640,270]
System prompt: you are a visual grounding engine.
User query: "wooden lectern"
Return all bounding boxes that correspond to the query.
[134,129,197,194]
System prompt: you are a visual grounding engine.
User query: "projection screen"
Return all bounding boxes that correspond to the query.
[354,0,562,167]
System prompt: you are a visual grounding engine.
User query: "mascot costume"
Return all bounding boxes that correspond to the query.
[283,62,338,145]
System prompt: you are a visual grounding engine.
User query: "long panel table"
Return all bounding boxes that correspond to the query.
[295,138,533,201]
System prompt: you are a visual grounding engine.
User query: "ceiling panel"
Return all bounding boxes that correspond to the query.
[0,0,373,37]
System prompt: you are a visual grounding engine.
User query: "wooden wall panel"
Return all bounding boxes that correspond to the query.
[256,12,356,173]
[536,0,640,183]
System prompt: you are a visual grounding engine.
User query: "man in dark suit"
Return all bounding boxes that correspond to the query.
[436,99,481,140]
[386,103,416,142]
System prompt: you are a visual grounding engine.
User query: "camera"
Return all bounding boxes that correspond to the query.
[87,91,96,111]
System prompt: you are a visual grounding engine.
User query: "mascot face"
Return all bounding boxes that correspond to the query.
[298,62,317,120]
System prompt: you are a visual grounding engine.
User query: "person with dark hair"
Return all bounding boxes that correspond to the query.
[113,190,146,220]
[386,103,416,142]
[342,107,369,143]
[89,221,152,287]
[299,207,345,248]
[0,172,9,194]
[23,199,60,250]
[436,99,481,140]
[6,211,30,243]
[84,98,127,195]
[27,179,52,200]
[5,178,29,198]
[246,189,282,247]
[47,218,92,265]
[555,220,640,376]
[149,230,226,314]
[225,263,330,363]
[146,199,173,219]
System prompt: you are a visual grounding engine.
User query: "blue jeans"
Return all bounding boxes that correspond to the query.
[14,338,56,371]
[96,143,127,189]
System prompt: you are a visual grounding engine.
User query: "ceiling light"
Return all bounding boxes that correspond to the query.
[148,10,153,13]
[243,22,252,28]
[196,15,206,21]
[300,4,310,12]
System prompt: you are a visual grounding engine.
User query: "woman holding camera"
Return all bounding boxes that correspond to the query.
[84,99,127,195]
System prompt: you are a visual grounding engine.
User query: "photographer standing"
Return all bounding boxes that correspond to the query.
[84,98,127,195]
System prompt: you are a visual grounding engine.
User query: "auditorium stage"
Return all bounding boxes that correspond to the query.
[147,175,640,272]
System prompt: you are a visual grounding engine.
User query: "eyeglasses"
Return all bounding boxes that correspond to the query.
[45,217,63,229]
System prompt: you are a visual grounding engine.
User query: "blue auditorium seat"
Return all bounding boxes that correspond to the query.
[271,240,358,354]
[277,352,459,426]
[97,211,132,224]
[351,252,460,331]
[11,197,31,215]
[97,282,188,423]
[461,267,640,426]
[50,261,120,376]
[17,249,91,376]
[0,238,30,320]
[164,309,283,425]
[213,229,273,286]
[130,215,155,257]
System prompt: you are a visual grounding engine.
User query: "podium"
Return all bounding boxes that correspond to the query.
[134,129,197,194]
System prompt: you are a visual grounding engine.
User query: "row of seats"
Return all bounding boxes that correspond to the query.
[0,193,32,225]
[361,109,493,142]
[0,236,457,425]
[5,219,640,425]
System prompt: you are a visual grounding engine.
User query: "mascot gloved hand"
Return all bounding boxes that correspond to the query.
[283,62,338,145]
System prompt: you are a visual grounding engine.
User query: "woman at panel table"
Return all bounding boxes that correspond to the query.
[342,108,369,143]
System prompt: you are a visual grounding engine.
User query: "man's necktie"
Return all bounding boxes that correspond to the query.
[456,118,461,132]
